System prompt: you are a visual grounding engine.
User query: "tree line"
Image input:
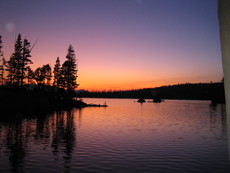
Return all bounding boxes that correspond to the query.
[78,83,225,104]
[0,34,78,91]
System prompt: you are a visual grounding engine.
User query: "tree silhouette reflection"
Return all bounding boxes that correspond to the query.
[0,109,77,172]
[51,110,76,167]
[5,120,27,172]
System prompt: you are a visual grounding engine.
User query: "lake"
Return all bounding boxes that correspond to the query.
[0,98,229,172]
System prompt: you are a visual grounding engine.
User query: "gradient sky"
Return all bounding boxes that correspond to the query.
[0,0,223,91]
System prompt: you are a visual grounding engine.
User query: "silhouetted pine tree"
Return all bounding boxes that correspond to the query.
[21,38,32,85]
[34,64,52,85]
[6,55,17,85]
[0,35,2,55]
[53,57,61,87]
[6,34,32,86]
[0,35,6,85]
[26,66,34,84]
[0,57,6,85]
[42,64,52,85]
[60,45,78,90]
[34,67,44,84]
[13,34,23,86]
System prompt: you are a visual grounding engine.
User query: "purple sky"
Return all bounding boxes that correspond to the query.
[0,0,223,90]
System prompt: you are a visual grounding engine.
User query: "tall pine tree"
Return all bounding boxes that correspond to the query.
[0,35,6,85]
[6,55,17,85]
[21,38,32,85]
[6,34,32,86]
[60,45,78,90]
[13,33,23,86]
[53,57,61,87]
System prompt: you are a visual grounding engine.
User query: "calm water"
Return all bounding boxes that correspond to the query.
[0,98,230,173]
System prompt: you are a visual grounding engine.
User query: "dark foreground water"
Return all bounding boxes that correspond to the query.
[0,99,230,173]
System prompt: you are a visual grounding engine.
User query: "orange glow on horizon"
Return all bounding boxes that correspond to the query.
[3,46,222,92]
[77,75,222,91]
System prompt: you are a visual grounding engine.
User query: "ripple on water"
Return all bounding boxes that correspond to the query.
[0,99,229,172]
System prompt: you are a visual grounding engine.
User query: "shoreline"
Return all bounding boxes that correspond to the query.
[0,86,108,117]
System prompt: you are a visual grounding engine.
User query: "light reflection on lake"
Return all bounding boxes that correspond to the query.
[0,99,229,172]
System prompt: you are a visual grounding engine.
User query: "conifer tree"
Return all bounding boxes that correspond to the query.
[60,45,78,90]
[26,66,34,84]
[0,35,6,85]
[34,64,52,85]
[53,57,61,87]
[21,38,32,85]
[0,35,2,56]
[42,64,52,85]
[13,33,23,86]
[34,67,43,84]
[6,55,17,85]
[6,34,32,86]
[0,57,6,85]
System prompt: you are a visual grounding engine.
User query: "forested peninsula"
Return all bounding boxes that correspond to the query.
[0,34,87,114]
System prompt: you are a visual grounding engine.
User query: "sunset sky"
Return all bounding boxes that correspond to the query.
[0,0,223,91]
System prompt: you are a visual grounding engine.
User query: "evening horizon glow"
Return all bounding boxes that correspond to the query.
[0,0,223,91]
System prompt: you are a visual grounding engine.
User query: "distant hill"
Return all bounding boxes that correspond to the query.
[77,82,225,104]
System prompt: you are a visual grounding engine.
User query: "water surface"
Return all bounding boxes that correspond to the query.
[0,99,229,172]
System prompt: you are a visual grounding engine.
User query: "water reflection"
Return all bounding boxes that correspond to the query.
[5,120,27,172]
[210,104,227,136]
[0,109,77,172]
[0,100,229,172]
[51,111,76,161]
